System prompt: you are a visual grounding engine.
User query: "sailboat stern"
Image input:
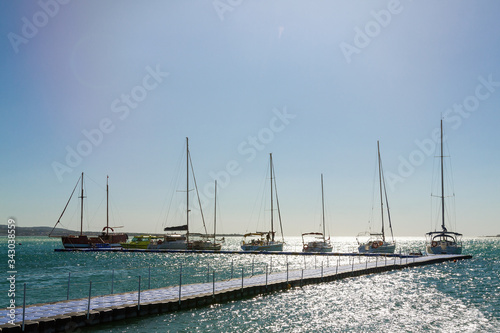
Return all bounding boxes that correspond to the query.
[425,231,463,255]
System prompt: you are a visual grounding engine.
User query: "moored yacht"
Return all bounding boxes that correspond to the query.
[241,154,284,252]
[302,174,333,253]
[149,138,221,250]
[426,120,463,254]
[50,173,128,248]
[357,141,396,254]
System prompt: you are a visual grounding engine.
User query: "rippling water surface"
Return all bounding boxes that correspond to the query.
[2,236,499,332]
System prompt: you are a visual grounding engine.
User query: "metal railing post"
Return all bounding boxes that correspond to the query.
[212,271,215,298]
[252,257,254,276]
[265,264,268,289]
[87,281,92,319]
[22,283,26,332]
[179,264,182,304]
[138,276,141,311]
[67,272,71,300]
[241,268,244,290]
[111,269,114,294]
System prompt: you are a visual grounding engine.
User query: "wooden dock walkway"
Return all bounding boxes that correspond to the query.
[0,253,471,332]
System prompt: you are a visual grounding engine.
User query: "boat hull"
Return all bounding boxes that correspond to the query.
[148,241,188,250]
[358,243,396,254]
[147,233,189,250]
[61,235,90,248]
[241,242,283,252]
[191,240,222,251]
[303,242,333,253]
[90,234,128,248]
[426,244,462,255]
[62,234,127,249]
[121,243,149,249]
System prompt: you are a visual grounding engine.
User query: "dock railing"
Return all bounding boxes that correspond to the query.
[8,251,417,310]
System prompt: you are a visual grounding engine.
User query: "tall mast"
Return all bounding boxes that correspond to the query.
[321,174,326,242]
[381,163,395,242]
[106,175,109,236]
[377,141,385,241]
[214,180,217,246]
[79,172,84,236]
[440,120,446,232]
[270,153,274,242]
[186,137,190,244]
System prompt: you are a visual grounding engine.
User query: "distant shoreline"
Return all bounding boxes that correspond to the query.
[0,225,244,237]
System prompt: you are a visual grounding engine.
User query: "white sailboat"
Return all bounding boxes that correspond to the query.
[190,180,223,251]
[302,174,333,253]
[425,120,463,254]
[149,137,214,250]
[357,141,396,254]
[241,153,284,252]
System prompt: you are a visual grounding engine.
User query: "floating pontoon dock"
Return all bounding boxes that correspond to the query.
[0,253,471,332]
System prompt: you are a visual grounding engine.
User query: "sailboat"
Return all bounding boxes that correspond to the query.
[357,141,396,254]
[149,137,217,250]
[191,180,223,250]
[241,153,284,252]
[425,120,463,254]
[50,173,128,248]
[302,174,333,253]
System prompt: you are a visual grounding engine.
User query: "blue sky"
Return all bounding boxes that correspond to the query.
[1,0,499,237]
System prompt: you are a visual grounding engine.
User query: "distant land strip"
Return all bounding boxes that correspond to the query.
[0,225,243,237]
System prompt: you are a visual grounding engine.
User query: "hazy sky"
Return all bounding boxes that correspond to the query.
[1,0,499,237]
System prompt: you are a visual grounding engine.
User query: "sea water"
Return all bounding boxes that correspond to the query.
[1,236,499,332]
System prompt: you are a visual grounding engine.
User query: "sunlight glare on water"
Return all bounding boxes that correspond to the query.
[2,236,499,332]
[89,266,498,332]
